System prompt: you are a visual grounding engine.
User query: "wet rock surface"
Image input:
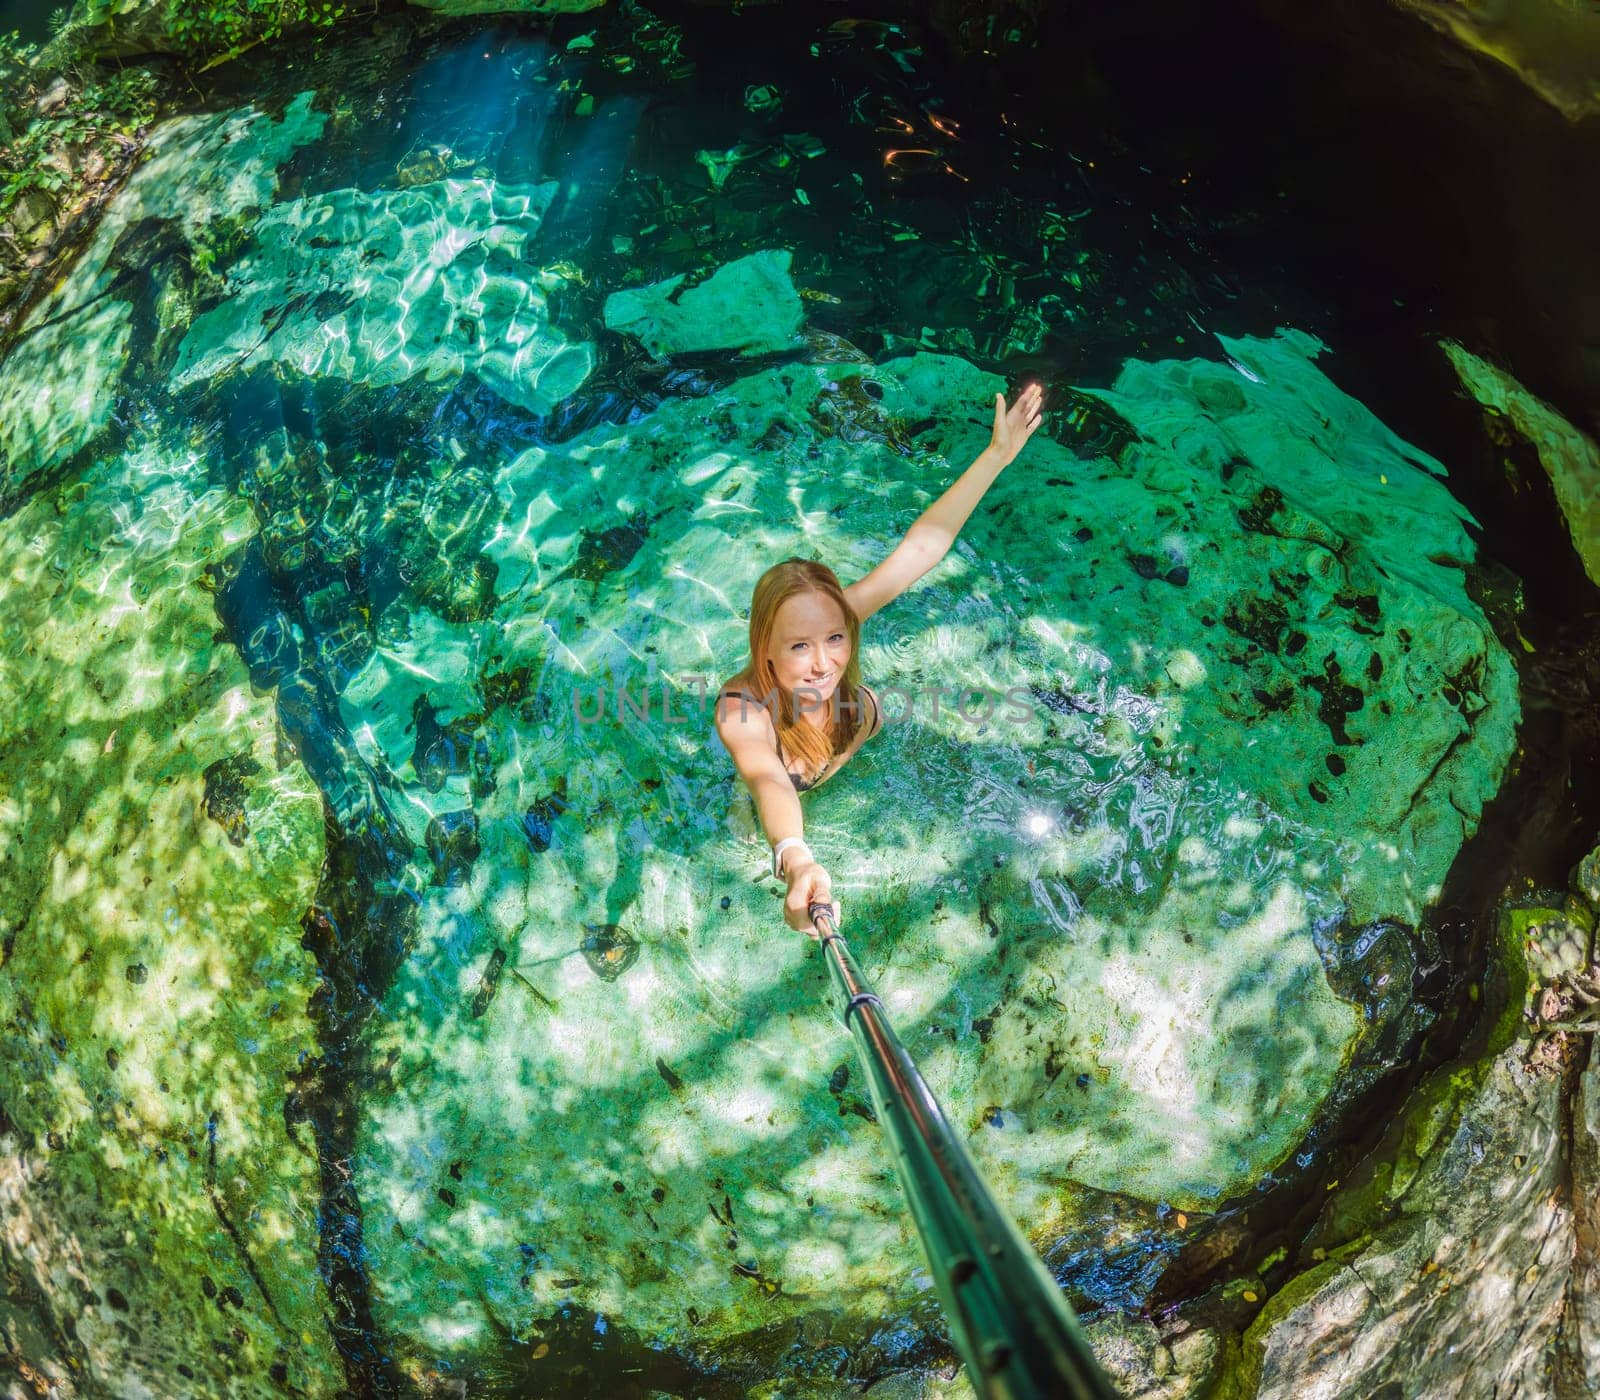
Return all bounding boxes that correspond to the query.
[1253,1052,1570,1397]
[1237,836,1600,1399]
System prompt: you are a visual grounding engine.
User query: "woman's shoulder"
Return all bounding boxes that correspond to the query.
[715,684,775,731]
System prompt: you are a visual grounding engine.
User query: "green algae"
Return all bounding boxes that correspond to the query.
[1505,902,1581,999]
[0,442,335,1393]
[1443,338,1600,588]
[337,324,1517,1371]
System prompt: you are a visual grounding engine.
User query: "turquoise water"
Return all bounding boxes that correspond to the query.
[0,10,1529,1395]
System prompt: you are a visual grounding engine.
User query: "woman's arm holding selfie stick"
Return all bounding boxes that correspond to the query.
[716,699,839,938]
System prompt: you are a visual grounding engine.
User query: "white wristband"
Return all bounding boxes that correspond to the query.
[771,836,811,880]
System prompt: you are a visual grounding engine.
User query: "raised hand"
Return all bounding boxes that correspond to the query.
[988,382,1045,467]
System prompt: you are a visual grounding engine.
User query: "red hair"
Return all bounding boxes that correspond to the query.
[722,558,866,771]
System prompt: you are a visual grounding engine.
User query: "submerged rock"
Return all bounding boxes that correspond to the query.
[1078,328,1520,925]
[0,92,326,503]
[0,442,334,1394]
[172,173,593,413]
[603,248,805,358]
[411,693,483,794]
[348,332,1518,1374]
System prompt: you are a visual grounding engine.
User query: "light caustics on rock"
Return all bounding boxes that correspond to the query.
[0,50,1522,1396]
[345,321,1517,1366]
[171,175,593,413]
[0,91,327,503]
[0,439,337,1395]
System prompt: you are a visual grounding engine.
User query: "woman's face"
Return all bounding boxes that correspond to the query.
[765,590,851,711]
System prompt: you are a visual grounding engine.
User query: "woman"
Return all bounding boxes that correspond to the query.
[715,382,1045,937]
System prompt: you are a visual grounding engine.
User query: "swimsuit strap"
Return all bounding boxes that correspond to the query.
[863,684,882,739]
[722,690,824,789]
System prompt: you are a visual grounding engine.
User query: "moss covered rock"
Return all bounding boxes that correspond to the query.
[0,441,335,1393]
[1201,833,1600,1398]
[1394,0,1600,122]
[1443,338,1600,589]
[1249,1049,1569,1397]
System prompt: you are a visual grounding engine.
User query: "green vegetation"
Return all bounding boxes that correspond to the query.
[0,0,368,280]
[76,0,368,68]
[0,28,158,227]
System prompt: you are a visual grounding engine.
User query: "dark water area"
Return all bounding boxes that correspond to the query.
[0,0,54,46]
[7,1,1598,1394]
[1013,1,1600,605]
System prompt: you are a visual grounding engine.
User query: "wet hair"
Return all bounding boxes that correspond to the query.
[721,557,867,773]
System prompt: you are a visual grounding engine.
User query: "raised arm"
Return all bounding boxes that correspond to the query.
[844,383,1044,623]
[715,695,838,937]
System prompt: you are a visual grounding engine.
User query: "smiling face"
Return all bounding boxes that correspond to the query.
[765,590,851,714]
